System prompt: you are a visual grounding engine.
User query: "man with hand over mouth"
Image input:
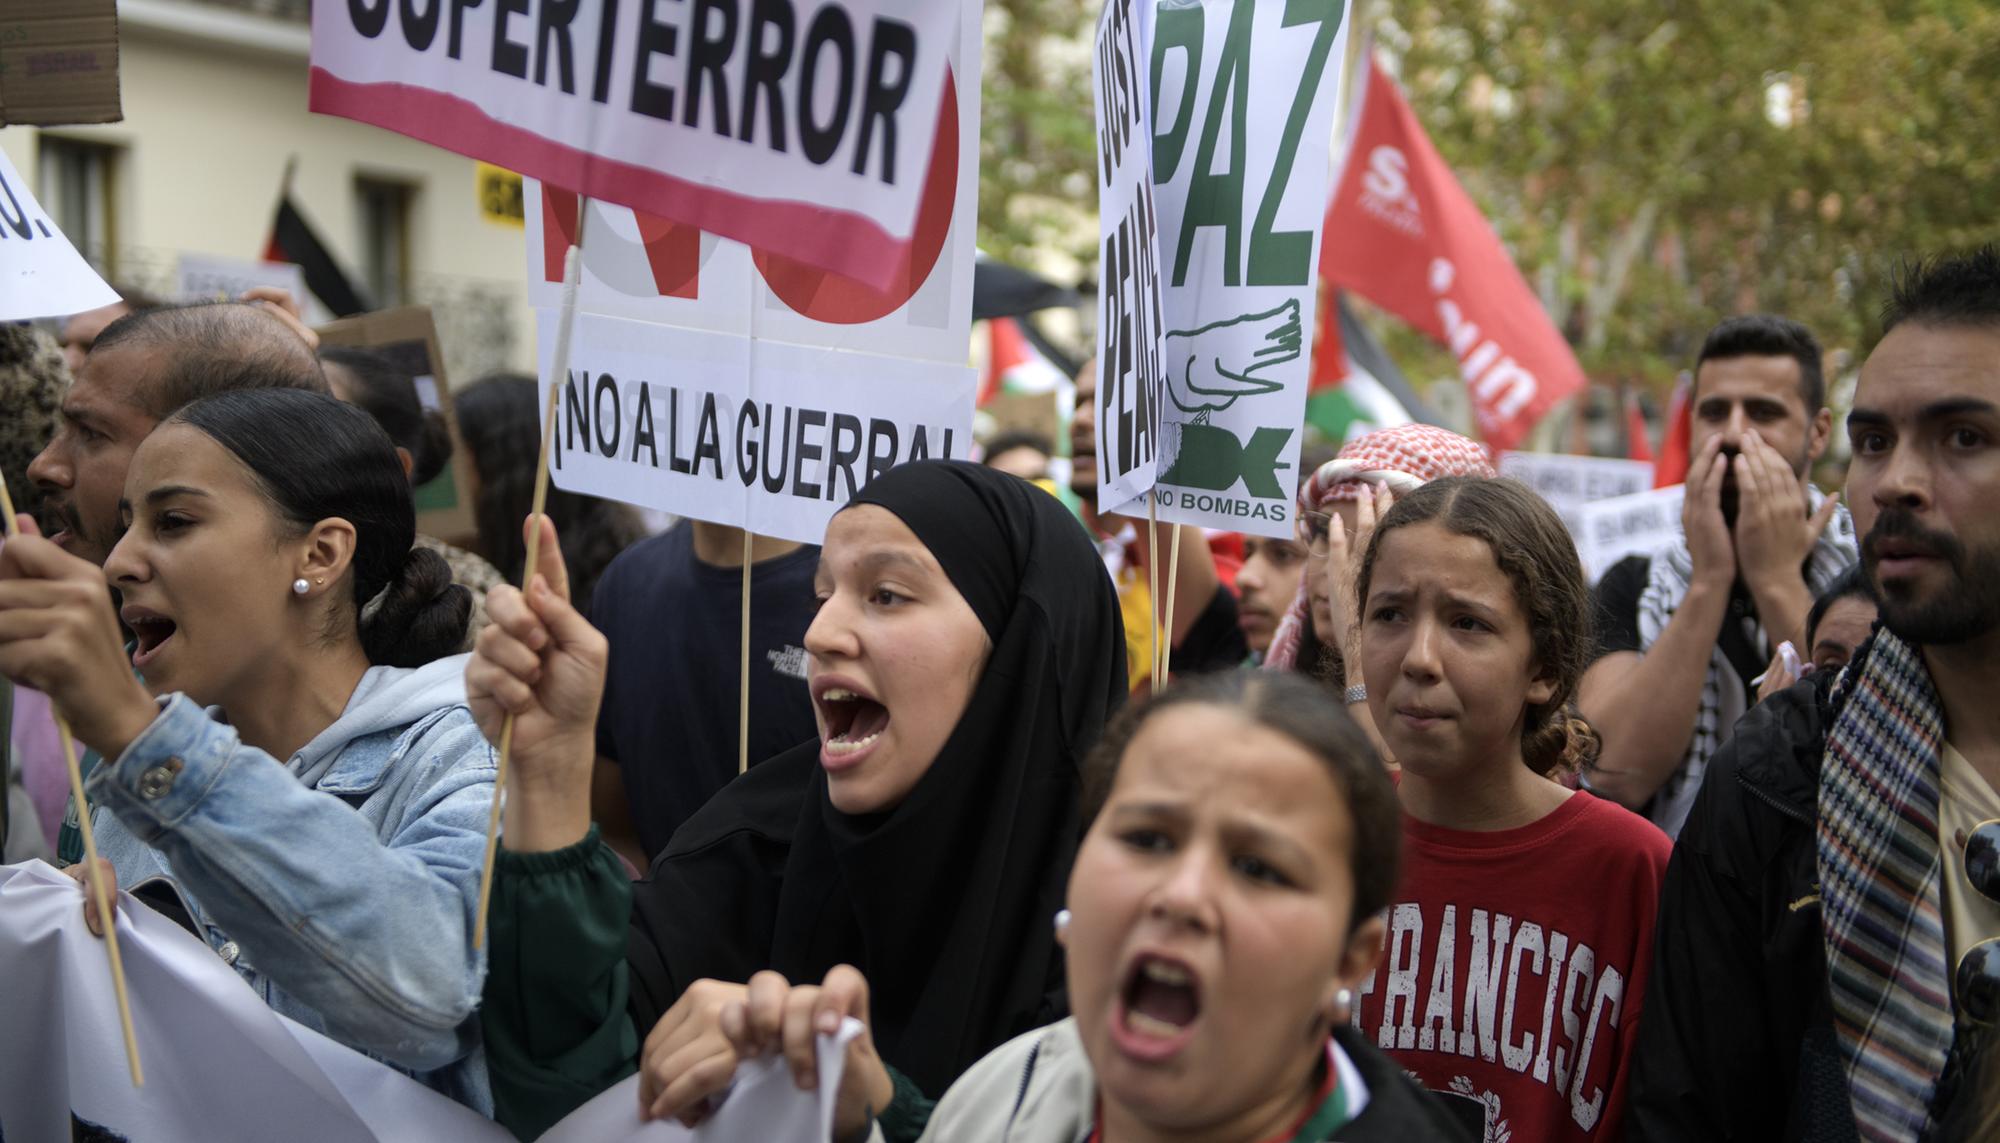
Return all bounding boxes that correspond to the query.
[1580,315,1854,837]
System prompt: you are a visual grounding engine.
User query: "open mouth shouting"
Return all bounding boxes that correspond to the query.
[1112,952,1203,1062]
[813,677,892,774]
[121,604,179,671]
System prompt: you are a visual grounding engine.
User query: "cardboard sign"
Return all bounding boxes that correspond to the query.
[0,145,117,320]
[310,0,959,290]
[1091,0,1167,514]
[1574,485,1685,583]
[1137,0,1352,537]
[1499,452,1656,535]
[315,306,480,544]
[520,3,980,545]
[0,0,120,128]
[476,162,525,228]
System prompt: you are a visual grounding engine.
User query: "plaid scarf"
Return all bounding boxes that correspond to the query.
[1634,490,1853,835]
[1264,425,1495,672]
[1819,628,1955,1141]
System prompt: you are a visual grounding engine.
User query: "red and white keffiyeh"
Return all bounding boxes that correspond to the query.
[1263,425,1496,671]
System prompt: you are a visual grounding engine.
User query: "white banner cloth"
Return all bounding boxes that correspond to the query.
[0,861,861,1143]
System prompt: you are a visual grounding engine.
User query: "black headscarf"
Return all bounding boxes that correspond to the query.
[626,460,1127,1096]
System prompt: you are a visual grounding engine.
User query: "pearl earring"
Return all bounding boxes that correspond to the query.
[1053,909,1072,939]
[292,578,310,596]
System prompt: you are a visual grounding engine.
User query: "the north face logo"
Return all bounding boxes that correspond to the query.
[766,645,809,680]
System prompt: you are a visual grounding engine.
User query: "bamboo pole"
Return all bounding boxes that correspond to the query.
[0,480,142,1086]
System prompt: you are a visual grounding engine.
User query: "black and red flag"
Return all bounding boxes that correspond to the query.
[264,162,368,317]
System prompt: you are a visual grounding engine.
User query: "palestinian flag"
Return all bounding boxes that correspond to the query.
[978,316,1069,406]
[1305,287,1431,442]
[265,193,368,317]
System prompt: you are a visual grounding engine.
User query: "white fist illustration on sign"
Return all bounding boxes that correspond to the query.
[1164,297,1302,417]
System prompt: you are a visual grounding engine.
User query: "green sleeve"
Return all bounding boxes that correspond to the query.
[874,1064,938,1143]
[482,827,640,1141]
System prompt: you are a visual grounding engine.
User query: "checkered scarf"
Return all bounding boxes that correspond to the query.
[1633,489,1853,834]
[1264,425,1495,671]
[1819,628,1956,1141]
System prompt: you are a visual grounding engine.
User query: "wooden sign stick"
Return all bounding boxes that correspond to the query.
[0,480,143,1086]
[1160,525,1184,685]
[1146,497,1162,692]
[738,529,753,775]
[474,203,587,950]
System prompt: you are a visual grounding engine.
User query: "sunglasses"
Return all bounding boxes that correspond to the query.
[1955,819,2000,1025]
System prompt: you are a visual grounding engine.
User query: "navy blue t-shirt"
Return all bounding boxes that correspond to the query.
[592,525,822,859]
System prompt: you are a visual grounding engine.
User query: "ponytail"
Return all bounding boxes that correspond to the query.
[1524,707,1601,778]
[360,546,472,667]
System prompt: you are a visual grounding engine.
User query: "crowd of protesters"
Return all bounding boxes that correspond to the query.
[4,244,2000,1142]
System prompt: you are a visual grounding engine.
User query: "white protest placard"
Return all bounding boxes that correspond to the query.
[1575,484,1685,582]
[542,311,971,542]
[311,0,958,290]
[1092,0,1167,513]
[0,146,117,320]
[176,251,314,314]
[522,2,980,545]
[1137,0,1353,538]
[1499,451,1656,535]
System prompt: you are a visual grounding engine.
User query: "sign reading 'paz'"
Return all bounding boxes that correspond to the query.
[311,0,960,290]
[1094,0,1354,538]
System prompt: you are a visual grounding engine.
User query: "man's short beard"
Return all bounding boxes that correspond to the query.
[1865,510,2000,645]
[1069,470,1096,501]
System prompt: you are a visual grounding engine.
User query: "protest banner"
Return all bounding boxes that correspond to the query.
[1322,56,1587,452]
[0,862,854,1143]
[1091,0,1166,515]
[315,305,480,543]
[1499,451,1656,536]
[520,3,981,546]
[310,0,959,290]
[1137,0,1352,538]
[0,145,117,321]
[1574,485,1686,583]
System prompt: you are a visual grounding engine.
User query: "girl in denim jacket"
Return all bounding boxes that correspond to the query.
[0,389,497,1113]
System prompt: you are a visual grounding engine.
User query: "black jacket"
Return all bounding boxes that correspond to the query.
[1628,673,1862,1143]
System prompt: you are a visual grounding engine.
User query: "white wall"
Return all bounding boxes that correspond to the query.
[0,0,533,381]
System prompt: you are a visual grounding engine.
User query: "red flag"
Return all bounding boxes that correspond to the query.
[1320,56,1586,452]
[1625,389,1654,463]
[1309,277,1348,393]
[1653,373,1693,487]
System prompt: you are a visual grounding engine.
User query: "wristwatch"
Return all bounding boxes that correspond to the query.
[1344,684,1367,705]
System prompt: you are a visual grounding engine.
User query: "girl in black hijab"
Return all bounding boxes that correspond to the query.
[467,460,1127,1139]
